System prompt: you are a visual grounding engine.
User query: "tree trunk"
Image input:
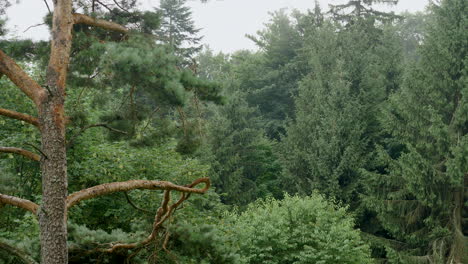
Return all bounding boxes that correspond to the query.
[38,0,74,263]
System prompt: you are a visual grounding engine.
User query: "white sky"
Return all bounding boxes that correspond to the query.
[3,0,429,53]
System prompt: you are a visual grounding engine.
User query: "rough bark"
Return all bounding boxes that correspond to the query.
[37,0,74,263]
[0,108,39,127]
[448,174,466,264]
[0,147,40,161]
[0,193,39,214]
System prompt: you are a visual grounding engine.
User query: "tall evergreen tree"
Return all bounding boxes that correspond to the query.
[243,10,305,139]
[330,0,399,24]
[281,22,367,205]
[157,0,203,63]
[202,92,282,205]
[365,0,467,262]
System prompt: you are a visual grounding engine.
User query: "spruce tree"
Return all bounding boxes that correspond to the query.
[366,0,467,262]
[157,0,203,64]
[329,0,399,24]
[202,92,282,205]
[281,22,367,206]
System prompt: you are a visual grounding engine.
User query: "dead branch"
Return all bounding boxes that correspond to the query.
[73,13,128,34]
[0,147,40,161]
[0,50,46,107]
[95,0,113,13]
[24,23,47,33]
[67,123,128,147]
[0,241,38,264]
[112,0,130,12]
[0,193,39,215]
[42,0,51,14]
[67,178,210,209]
[0,108,39,127]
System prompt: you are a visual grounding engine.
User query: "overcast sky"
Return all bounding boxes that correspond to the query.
[3,0,429,53]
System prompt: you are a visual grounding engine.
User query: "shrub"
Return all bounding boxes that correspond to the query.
[223,193,372,264]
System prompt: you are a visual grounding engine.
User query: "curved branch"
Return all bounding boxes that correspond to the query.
[0,50,46,107]
[67,178,209,256]
[98,191,189,253]
[67,178,210,209]
[0,241,38,264]
[0,193,39,215]
[73,13,128,34]
[124,192,153,214]
[67,123,128,147]
[0,147,40,161]
[0,108,39,127]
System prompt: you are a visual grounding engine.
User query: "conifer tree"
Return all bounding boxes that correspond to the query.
[281,22,367,206]
[329,0,399,24]
[366,0,467,262]
[0,1,215,263]
[202,92,282,205]
[157,0,203,63]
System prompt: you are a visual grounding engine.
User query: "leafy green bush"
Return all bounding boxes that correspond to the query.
[223,193,372,264]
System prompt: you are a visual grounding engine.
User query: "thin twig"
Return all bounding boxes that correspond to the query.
[23,23,46,33]
[112,0,130,12]
[23,143,48,160]
[42,0,51,14]
[124,192,153,214]
[67,123,128,147]
[95,0,113,13]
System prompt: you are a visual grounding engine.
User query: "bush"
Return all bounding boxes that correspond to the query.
[223,193,372,264]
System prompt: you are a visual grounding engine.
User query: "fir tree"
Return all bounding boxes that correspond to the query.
[330,0,399,24]
[281,22,367,206]
[157,0,203,64]
[202,92,282,205]
[366,0,467,262]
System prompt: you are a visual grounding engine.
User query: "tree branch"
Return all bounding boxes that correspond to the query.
[0,241,38,264]
[0,193,39,215]
[0,147,40,161]
[124,192,153,214]
[73,13,128,34]
[0,50,46,107]
[67,178,210,209]
[0,108,39,127]
[67,123,128,147]
[67,178,209,256]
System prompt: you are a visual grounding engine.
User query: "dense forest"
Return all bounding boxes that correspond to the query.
[0,0,466,263]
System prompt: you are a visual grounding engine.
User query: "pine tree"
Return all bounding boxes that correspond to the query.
[0,1,216,262]
[366,0,467,262]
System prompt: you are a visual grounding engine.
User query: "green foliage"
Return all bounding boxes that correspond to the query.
[223,194,373,264]
[281,23,367,205]
[329,0,400,24]
[364,0,468,261]
[201,92,282,205]
[243,10,305,139]
[157,0,202,62]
